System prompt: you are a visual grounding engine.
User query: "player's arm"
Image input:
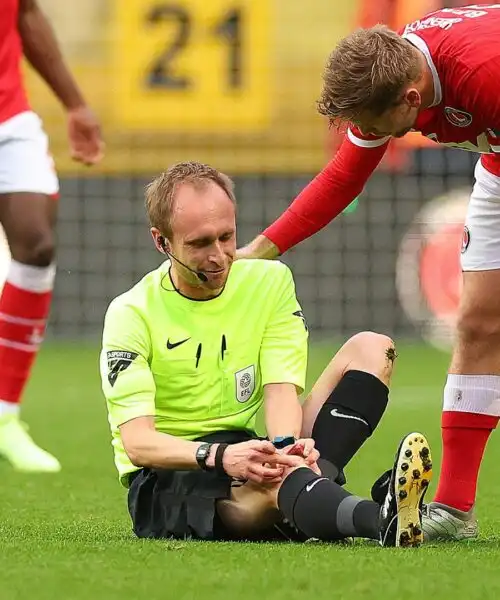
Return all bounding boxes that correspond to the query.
[101,301,214,471]
[239,131,389,259]
[260,265,309,440]
[18,0,86,111]
[18,0,103,164]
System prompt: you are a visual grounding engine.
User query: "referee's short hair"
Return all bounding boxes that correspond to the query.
[145,161,236,239]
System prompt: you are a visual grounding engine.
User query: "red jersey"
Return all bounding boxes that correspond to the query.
[0,0,30,123]
[264,5,500,253]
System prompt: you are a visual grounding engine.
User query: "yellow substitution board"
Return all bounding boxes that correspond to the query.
[111,0,270,132]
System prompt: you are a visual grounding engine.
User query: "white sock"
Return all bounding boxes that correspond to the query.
[443,374,500,415]
[7,260,56,292]
[0,399,20,417]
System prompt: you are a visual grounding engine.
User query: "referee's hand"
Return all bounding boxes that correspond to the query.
[223,440,302,484]
[283,439,321,475]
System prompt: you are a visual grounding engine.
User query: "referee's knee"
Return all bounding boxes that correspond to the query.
[342,331,396,387]
[349,331,395,353]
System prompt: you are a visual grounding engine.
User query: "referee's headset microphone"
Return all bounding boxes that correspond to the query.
[157,236,209,283]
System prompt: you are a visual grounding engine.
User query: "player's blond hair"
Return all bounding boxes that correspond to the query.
[317,25,422,125]
[145,161,236,239]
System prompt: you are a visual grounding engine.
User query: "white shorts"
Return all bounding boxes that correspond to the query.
[461,159,500,271]
[0,111,59,196]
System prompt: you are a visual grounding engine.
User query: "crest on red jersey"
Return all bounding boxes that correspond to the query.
[444,107,473,128]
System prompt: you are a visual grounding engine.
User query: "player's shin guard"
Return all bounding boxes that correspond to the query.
[312,370,389,480]
[435,374,500,512]
[0,260,55,413]
[277,467,380,541]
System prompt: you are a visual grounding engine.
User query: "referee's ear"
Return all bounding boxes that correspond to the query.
[151,227,168,255]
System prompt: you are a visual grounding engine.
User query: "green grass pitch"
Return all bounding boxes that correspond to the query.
[2,341,500,600]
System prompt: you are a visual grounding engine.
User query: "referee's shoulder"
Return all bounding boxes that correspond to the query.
[105,266,160,314]
[234,258,292,279]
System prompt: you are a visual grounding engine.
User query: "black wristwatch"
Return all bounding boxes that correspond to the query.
[195,443,213,471]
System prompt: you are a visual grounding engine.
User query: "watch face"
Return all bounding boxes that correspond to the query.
[197,444,209,459]
[196,444,211,469]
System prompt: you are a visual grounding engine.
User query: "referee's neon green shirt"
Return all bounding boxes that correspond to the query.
[100,259,309,485]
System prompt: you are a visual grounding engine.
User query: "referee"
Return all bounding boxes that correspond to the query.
[99,161,432,547]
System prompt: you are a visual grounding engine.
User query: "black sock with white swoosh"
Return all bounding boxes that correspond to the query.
[277,467,380,540]
[312,370,389,478]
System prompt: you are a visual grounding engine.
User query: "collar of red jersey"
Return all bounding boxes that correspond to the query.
[402,32,443,107]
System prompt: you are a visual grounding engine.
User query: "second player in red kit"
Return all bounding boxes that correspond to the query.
[0,0,103,472]
[238,4,500,541]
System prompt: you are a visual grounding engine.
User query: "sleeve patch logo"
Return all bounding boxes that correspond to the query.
[107,351,138,387]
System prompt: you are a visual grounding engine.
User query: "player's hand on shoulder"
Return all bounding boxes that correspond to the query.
[67,105,105,166]
[235,235,280,260]
[235,242,263,260]
[222,439,302,484]
[235,246,254,260]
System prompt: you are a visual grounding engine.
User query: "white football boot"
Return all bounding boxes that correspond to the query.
[422,501,478,541]
[0,414,61,473]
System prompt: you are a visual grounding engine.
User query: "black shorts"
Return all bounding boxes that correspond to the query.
[127,430,340,541]
[128,430,272,541]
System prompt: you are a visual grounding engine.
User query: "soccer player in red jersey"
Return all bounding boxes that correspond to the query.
[0,0,103,472]
[238,5,500,541]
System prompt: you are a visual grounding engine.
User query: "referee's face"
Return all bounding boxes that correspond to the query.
[169,182,236,296]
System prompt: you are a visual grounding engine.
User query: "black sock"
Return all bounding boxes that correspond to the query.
[312,370,389,473]
[277,467,380,541]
